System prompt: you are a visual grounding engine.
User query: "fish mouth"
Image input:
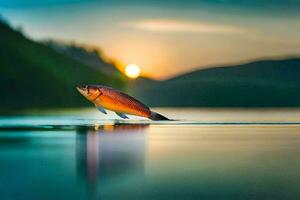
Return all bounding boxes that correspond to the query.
[76,86,83,90]
[76,86,83,93]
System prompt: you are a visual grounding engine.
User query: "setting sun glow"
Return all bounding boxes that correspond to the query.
[125,64,141,79]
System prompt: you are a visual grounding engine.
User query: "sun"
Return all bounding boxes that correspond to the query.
[125,64,141,79]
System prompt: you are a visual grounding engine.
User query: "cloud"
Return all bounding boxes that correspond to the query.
[122,19,247,34]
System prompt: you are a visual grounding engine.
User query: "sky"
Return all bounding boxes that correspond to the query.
[1,0,300,79]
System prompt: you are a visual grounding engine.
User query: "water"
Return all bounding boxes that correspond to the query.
[1,108,300,200]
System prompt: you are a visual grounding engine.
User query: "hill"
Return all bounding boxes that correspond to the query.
[44,40,122,76]
[0,19,126,112]
[133,58,300,107]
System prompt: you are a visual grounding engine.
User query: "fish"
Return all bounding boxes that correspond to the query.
[76,85,169,121]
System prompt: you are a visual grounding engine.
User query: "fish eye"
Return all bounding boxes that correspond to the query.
[82,85,88,90]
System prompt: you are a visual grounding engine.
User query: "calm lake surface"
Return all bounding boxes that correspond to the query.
[1,108,300,200]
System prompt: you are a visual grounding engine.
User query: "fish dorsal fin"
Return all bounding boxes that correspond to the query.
[115,112,129,119]
[95,105,107,114]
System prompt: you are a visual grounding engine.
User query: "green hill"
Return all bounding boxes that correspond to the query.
[44,40,122,76]
[134,58,300,107]
[0,19,126,112]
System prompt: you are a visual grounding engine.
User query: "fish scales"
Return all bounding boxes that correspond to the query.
[100,87,151,117]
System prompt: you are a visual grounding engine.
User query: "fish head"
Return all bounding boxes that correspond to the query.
[76,85,102,102]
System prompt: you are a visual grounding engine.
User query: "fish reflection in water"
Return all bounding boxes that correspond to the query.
[75,124,149,197]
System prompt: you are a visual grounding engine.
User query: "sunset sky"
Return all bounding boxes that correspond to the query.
[1,0,300,79]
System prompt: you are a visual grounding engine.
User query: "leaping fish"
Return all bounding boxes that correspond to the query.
[76,85,169,121]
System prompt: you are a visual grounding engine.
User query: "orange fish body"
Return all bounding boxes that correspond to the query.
[77,85,168,120]
[94,86,151,118]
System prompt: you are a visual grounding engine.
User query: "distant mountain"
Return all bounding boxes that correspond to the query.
[45,40,123,76]
[134,58,300,107]
[129,76,159,88]
[0,19,126,112]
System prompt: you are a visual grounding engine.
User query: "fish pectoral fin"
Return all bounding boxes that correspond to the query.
[95,105,107,114]
[115,112,129,119]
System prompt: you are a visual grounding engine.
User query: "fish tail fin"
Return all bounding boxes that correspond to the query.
[149,111,170,121]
